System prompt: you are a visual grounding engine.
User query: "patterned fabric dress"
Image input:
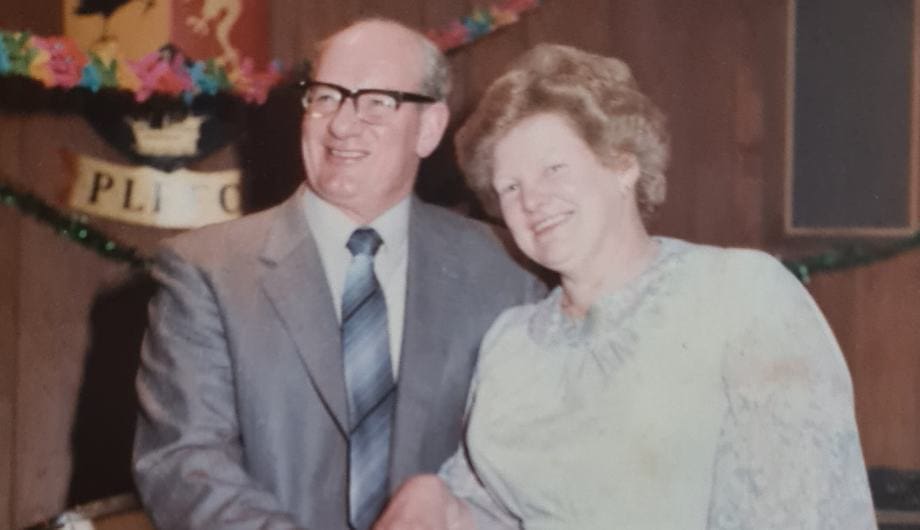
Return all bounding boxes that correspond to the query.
[441,238,877,530]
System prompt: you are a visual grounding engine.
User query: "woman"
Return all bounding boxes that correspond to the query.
[375,44,876,530]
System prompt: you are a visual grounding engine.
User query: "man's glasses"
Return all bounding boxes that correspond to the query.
[300,80,437,124]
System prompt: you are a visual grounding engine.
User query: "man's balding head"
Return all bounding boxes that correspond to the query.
[314,18,451,101]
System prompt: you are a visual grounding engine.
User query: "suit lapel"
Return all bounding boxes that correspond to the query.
[259,196,463,472]
[260,194,349,435]
[393,200,461,463]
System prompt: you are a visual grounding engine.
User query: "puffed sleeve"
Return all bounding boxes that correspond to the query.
[439,445,522,530]
[439,309,525,530]
[707,252,877,529]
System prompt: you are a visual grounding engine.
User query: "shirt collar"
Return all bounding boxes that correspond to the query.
[302,185,410,256]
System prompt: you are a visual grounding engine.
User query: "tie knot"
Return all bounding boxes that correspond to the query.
[347,228,383,257]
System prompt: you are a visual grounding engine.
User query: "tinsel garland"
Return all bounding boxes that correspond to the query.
[427,0,542,51]
[0,31,282,104]
[0,0,541,105]
[0,180,149,270]
[782,232,920,283]
[3,177,919,279]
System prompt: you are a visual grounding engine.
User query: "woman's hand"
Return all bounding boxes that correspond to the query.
[373,474,475,530]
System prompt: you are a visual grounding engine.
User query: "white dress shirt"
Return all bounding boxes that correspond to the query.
[302,186,409,377]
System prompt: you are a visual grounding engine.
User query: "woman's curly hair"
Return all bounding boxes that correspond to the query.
[456,43,670,218]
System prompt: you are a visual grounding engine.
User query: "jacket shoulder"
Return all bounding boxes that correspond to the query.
[414,201,526,265]
[157,202,285,267]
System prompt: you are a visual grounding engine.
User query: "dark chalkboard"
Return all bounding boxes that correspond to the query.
[788,0,916,235]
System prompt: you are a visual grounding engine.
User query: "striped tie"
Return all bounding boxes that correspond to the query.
[342,227,395,530]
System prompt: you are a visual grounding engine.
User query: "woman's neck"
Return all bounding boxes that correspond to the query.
[559,227,658,318]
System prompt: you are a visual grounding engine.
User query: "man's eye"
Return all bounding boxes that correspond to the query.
[497,183,519,195]
[547,163,566,173]
[310,91,339,104]
[366,95,397,108]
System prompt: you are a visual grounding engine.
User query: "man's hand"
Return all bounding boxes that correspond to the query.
[373,474,475,530]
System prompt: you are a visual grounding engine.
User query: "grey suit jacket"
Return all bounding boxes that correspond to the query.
[133,192,544,530]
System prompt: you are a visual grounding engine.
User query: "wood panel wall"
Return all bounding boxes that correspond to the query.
[1,0,918,527]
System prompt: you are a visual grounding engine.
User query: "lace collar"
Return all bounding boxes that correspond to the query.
[527,237,692,359]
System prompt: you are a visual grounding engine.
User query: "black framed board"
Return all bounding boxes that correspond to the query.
[786,0,919,236]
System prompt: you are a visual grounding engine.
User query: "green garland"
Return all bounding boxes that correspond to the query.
[782,231,920,283]
[0,179,149,270]
[3,177,920,280]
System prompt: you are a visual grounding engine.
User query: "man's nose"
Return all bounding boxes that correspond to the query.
[328,97,363,137]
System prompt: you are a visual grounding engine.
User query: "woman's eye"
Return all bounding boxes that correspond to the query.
[496,182,519,195]
[547,163,566,173]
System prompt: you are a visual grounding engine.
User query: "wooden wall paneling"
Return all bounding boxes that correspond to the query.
[459,7,530,115]
[658,1,716,242]
[755,0,796,246]
[269,0,310,69]
[520,0,614,53]
[729,0,785,248]
[271,0,479,67]
[12,115,93,526]
[11,115,157,526]
[0,116,24,530]
[808,255,920,468]
[0,0,62,34]
[725,2,767,247]
[351,0,422,25]
[0,211,17,530]
[419,0,472,29]
[664,1,752,245]
[271,0,364,68]
[15,223,91,526]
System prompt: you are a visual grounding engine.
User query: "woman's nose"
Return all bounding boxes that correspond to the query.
[520,182,548,212]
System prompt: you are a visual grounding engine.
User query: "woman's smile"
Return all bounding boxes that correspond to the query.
[530,211,574,236]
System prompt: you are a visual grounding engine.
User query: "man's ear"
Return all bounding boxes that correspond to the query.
[415,101,450,158]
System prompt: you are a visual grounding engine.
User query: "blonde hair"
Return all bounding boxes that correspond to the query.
[456,43,670,217]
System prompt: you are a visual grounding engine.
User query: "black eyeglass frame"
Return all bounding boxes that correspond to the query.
[299,80,438,114]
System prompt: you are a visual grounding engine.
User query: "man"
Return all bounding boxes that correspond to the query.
[133,18,544,530]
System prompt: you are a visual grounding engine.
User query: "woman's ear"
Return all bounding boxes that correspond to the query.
[415,101,450,158]
[613,152,641,191]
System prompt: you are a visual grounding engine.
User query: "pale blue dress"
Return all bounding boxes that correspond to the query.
[440,238,877,529]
